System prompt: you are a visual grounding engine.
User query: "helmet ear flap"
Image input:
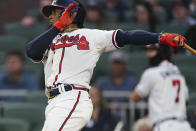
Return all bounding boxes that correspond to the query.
[70,7,79,16]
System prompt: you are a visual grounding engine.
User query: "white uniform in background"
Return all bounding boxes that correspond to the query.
[42,29,119,131]
[136,60,193,131]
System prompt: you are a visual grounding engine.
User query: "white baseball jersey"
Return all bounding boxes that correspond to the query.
[43,29,119,89]
[136,60,189,126]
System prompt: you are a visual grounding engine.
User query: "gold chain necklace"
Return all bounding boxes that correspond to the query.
[64,28,79,33]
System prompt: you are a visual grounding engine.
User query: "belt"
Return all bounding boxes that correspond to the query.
[152,117,185,129]
[47,84,89,99]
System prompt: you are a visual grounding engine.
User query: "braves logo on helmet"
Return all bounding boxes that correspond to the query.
[52,0,57,5]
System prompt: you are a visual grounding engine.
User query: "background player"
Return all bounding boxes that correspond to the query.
[131,44,194,131]
[25,0,187,130]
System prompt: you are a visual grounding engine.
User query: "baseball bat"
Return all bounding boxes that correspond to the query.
[184,43,196,55]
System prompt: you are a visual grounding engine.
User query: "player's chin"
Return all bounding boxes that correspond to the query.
[49,20,55,26]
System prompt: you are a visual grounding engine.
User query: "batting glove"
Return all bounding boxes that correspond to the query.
[54,2,78,32]
[159,33,187,49]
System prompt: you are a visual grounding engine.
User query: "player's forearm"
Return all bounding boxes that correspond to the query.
[26,27,60,61]
[116,30,159,47]
[131,90,143,102]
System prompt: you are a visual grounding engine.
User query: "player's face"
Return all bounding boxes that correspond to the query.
[49,8,62,25]
[146,49,157,59]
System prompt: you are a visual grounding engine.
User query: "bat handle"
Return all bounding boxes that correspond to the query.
[184,44,196,55]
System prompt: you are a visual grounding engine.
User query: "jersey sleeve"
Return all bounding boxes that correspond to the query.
[95,29,120,52]
[135,70,154,98]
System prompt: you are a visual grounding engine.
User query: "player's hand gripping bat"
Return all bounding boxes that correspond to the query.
[173,35,196,55]
[54,2,78,32]
[174,35,196,55]
[160,33,196,55]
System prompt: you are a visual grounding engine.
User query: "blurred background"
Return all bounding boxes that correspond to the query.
[0,0,196,131]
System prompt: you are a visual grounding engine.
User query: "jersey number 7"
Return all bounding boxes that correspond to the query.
[172,80,181,103]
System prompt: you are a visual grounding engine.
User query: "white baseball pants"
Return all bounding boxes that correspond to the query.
[153,120,194,131]
[42,90,93,131]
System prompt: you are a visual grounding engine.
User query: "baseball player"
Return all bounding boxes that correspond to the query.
[25,0,187,130]
[131,45,193,131]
